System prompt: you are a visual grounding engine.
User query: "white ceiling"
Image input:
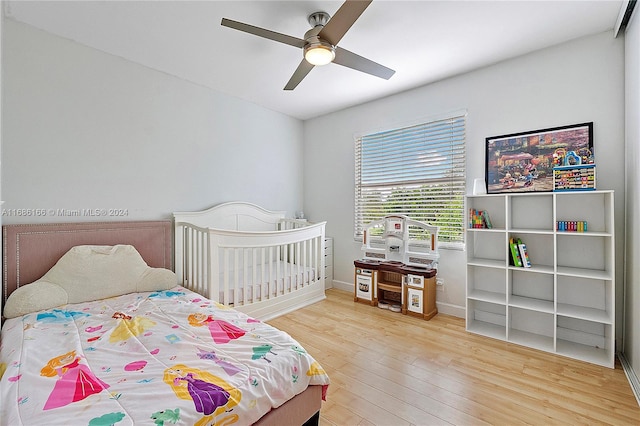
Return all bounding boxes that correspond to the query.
[4,0,625,120]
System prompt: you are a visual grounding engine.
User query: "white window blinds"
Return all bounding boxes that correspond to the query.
[354,114,466,244]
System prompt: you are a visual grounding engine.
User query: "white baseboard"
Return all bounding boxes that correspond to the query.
[619,352,640,406]
[435,301,465,318]
[331,279,353,293]
[330,280,465,318]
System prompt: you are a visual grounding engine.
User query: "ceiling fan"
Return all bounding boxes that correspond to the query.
[221,0,395,90]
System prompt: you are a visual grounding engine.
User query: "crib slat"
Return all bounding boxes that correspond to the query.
[282,243,288,294]
[234,249,240,306]
[269,246,275,299]
[251,248,257,302]
[183,226,189,287]
[302,239,307,287]
[204,230,211,299]
[223,249,230,305]
[189,227,196,292]
[296,241,301,289]
[199,228,205,296]
[196,229,201,294]
[260,247,266,301]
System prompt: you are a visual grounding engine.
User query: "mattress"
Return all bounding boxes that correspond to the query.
[0,286,329,425]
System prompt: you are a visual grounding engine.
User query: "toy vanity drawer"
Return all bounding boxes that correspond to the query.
[406,274,424,288]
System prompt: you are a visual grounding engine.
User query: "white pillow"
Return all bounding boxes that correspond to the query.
[3,245,177,319]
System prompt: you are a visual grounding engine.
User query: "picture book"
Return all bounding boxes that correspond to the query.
[517,238,531,268]
[509,237,523,267]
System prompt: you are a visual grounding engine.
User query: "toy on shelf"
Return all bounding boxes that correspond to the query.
[557,220,588,232]
[553,148,596,191]
[469,209,492,229]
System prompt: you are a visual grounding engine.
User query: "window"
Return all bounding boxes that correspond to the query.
[354,113,466,245]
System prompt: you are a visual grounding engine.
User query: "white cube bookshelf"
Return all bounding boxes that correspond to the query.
[465,190,615,368]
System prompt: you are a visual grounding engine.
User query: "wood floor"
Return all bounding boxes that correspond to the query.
[268,289,640,426]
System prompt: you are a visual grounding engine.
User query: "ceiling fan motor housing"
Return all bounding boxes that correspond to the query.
[307,11,330,28]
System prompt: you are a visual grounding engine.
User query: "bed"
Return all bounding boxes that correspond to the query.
[174,202,327,321]
[0,221,329,425]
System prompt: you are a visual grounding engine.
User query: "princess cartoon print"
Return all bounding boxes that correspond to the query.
[109,311,157,343]
[40,350,110,410]
[187,313,245,344]
[164,364,241,425]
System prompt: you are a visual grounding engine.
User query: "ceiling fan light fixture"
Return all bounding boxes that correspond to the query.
[304,41,335,66]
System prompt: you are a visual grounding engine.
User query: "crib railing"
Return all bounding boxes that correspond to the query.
[175,221,326,310]
[176,222,211,298]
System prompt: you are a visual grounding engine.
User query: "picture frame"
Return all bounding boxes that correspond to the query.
[485,122,593,194]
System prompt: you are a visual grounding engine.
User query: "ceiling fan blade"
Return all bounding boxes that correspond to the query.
[284,59,315,90]
[318,0,372,46]
[221,18,306,48]
[333,47,395,80]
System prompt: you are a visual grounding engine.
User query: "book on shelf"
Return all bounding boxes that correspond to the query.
[469,209,493,229]
[517,238,531,268]
[481,210,492,229]
[509,237,523,267]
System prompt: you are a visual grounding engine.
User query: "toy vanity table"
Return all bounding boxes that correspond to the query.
[354,215,440,320]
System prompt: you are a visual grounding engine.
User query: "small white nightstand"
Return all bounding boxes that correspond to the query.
[324,237,333,289]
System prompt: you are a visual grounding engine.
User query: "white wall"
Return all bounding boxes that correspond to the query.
[2,20,305,224]
[624,6,640,387]
[2,18,630,349]
[304,32,626,326]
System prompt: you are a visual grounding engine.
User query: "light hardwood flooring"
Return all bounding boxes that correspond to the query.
[268,289,640,426]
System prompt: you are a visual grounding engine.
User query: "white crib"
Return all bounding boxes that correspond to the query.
[173,202,327,320]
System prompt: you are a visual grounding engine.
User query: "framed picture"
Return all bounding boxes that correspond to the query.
[485,122,593,194]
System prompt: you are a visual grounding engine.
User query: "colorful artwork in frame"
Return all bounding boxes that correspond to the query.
[485,122,594,194]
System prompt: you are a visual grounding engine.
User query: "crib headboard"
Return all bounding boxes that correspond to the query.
[2,221,173,306]
[173,202,287,231]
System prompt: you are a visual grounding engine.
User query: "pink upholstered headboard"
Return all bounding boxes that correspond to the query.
[2,221,173,305]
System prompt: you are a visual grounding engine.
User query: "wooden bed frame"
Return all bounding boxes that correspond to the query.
[1,220,322,426]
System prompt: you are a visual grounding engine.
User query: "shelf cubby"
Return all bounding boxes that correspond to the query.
[508,232,554,269]
[509,307,554,352]
[467,299,506,340]
[509,193,554,231]
[555,191,612,234]
[556,275,613,324]
[556,315,613,367]
[467,194,506,229]
[467,230,506,265]
[557,234,610,271]
[509,269,554,313]
[467,265,506,304]
[466,190,615,367]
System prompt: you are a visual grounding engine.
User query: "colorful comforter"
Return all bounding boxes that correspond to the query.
[0,286,329,425]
